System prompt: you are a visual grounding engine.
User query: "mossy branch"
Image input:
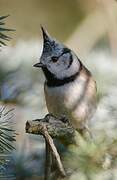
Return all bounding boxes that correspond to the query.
[25,114,76,179]
[26,114,76,145]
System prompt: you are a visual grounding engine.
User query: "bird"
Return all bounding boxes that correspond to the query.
[33,27,97,133]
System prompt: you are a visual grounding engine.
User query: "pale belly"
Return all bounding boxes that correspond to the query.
[44,77,96,129]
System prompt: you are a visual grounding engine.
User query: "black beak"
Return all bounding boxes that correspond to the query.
[33,62,45,68]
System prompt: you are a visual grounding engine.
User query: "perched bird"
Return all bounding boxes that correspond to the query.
[34,27,97,132]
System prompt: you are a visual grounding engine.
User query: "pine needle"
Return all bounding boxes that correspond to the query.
[0,15,14,47]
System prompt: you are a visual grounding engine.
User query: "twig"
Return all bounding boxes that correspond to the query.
[25,114,74,179]
[44,139,52,180]
[41,125,66,178]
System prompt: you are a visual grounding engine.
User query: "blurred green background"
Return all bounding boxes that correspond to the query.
[0,0,117,179]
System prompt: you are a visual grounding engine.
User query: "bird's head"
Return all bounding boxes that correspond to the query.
[34,27,81,82]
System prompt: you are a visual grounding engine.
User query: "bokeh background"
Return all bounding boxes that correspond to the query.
[0,0,117,179]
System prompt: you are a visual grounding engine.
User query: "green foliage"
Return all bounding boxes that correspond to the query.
[0,106,16,178]
[0,15,16,178]
[63,134,117,179]
[0,106,16,153]
[0,15,13,47]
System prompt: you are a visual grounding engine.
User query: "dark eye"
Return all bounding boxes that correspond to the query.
[51,57,58,63]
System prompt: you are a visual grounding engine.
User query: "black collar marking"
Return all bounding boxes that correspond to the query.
[43,61,82,87]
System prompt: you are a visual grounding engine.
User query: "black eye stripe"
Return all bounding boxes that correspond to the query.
[51,48,70,63]
[62,48,70,54]
[67,54,73,69]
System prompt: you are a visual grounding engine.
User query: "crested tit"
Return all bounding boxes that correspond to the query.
[34,27,97,132]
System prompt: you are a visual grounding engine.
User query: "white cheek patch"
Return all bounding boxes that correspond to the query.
[47,52,81,80]
[56,55,80,79]
[69,55,80,74]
